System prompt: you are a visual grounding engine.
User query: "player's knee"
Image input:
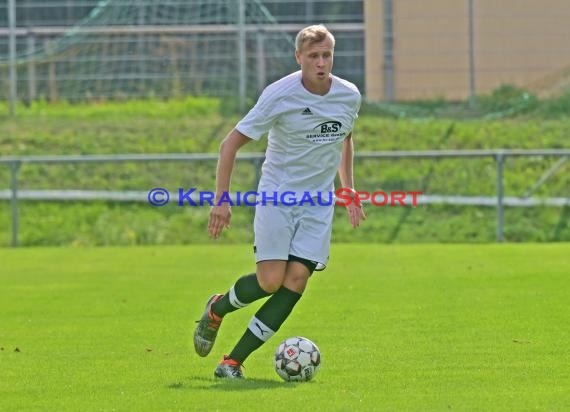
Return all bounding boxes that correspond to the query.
[258,278,282,294]
[256,261,287,293]
[283,270,310,294]
[257,272,285,294]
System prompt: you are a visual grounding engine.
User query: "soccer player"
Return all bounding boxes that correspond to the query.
[194,24,366,378]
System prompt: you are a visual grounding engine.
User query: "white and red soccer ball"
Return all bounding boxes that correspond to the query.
[274,337,321,382]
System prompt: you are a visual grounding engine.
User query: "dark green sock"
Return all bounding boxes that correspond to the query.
[229,286,302,363]
[211,273,270,318]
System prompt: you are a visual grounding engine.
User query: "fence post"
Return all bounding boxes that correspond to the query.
[383,0,395,102]
[27,31,37,104]
[305,0,314,23]
[495,152,505,242]
[45,39,59,102]
[256,29,266,95]
[10,161,21,247]
[468,0,477,108]
[237,0,246,112]
[253,157,263,190]
[8,0,17,116]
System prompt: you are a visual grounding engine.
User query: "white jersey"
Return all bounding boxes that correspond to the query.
[236,70,361,197]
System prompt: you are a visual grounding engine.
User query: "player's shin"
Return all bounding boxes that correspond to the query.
[210,273,270,318]
[228,286,302,363]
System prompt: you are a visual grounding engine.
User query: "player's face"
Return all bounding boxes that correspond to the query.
[295,38,334,92]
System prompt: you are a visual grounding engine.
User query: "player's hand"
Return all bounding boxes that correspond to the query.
[346,203,366,228]
[340,188,366,228]
[208,203,231,239]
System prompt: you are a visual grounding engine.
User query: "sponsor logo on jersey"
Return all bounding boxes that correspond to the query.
[313,121,341,133]
[301,107,313,115]
[305,120,345,143]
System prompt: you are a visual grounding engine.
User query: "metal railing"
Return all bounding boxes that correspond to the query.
[1,149,569,247]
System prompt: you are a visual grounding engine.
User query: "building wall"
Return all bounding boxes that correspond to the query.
[365,0,570,101]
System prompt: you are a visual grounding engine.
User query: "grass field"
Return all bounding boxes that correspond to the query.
[1,244,569,411]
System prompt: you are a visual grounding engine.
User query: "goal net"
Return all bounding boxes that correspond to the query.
[0,0,297,103]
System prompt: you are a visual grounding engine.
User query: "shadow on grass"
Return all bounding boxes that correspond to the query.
[167,375,301,391]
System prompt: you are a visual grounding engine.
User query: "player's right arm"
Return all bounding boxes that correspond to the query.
[209,83,278,239]
[208,129,252,239]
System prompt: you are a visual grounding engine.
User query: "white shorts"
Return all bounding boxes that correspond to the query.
[253,202,334,269]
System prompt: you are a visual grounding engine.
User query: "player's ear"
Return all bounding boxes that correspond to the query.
[295,50,301,65]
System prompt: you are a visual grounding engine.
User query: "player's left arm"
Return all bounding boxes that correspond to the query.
[338,133,366,228]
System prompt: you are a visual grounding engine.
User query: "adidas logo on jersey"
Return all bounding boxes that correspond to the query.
[301,107,313,115]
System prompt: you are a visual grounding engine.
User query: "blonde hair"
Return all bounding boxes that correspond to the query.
[295,24,335,52]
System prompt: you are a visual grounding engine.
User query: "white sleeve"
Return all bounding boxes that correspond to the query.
[235,88,281,141]
[348,92,361,133]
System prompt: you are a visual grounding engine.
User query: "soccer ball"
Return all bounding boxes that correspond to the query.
[274,336,321,382]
